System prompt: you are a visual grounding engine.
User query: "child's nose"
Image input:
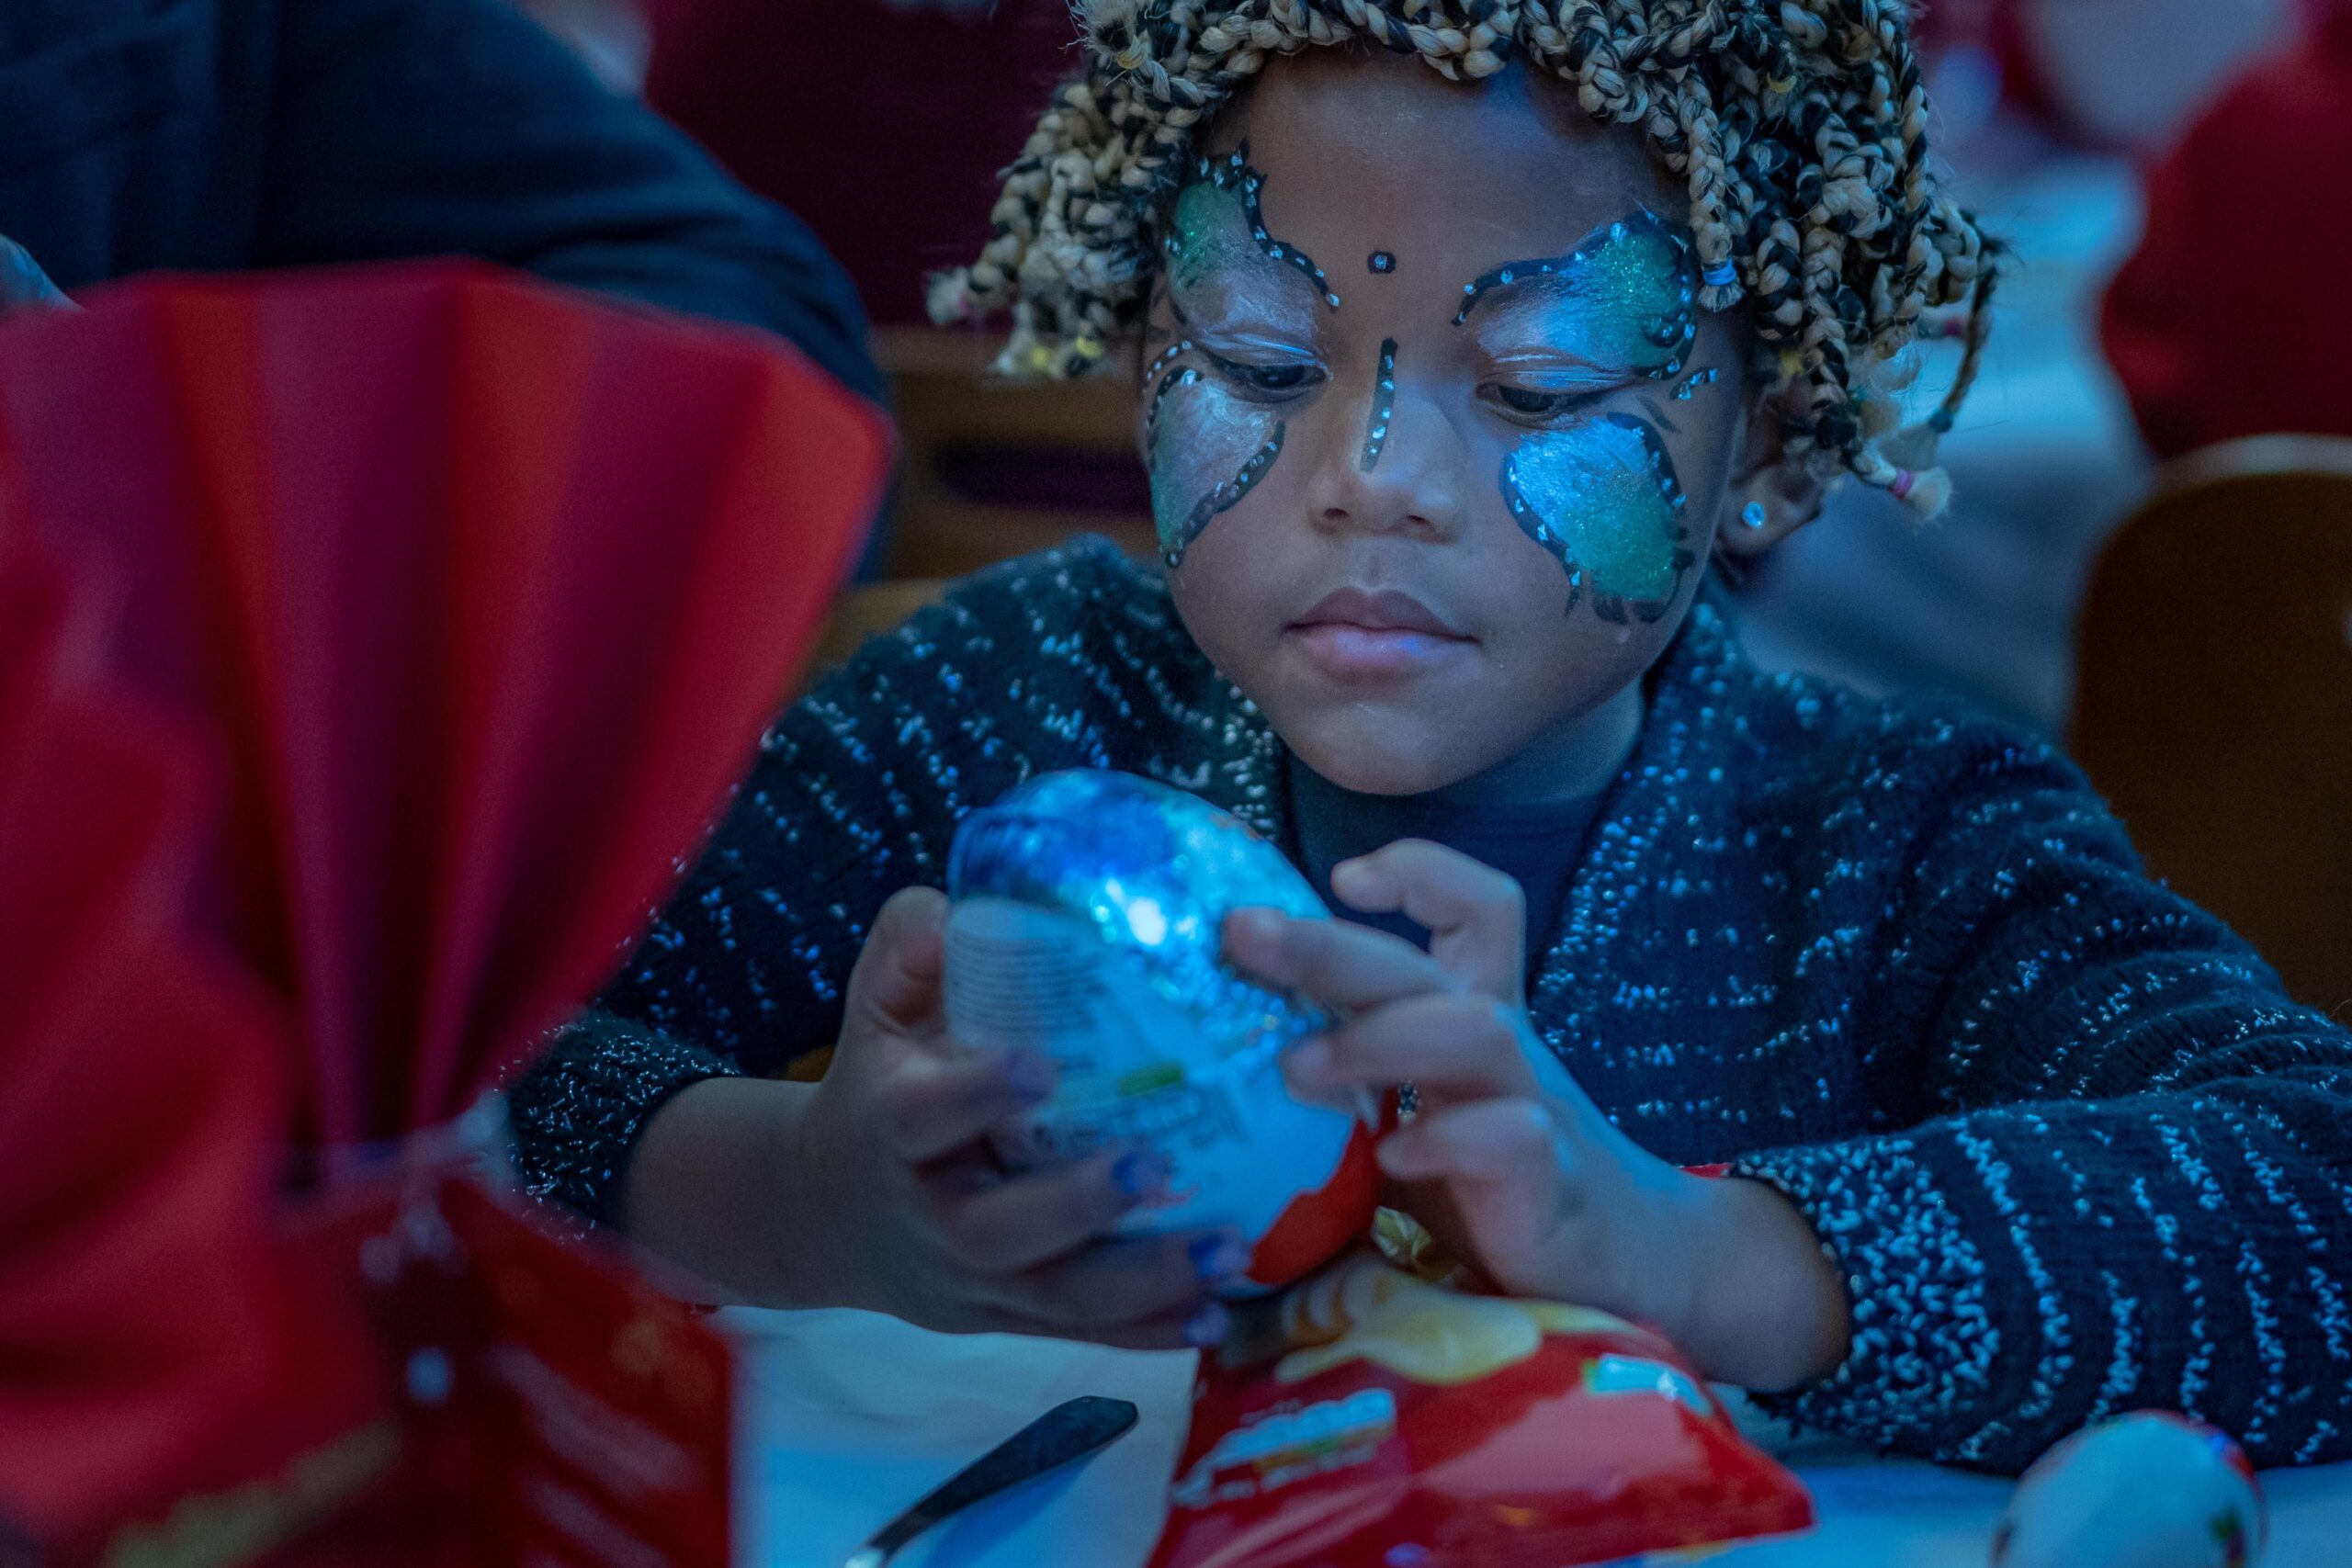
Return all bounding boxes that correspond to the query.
[1305,353,1466,541]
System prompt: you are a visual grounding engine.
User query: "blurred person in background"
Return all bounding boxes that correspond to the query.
[2101,4,2352,458]
[1717,0,2315,733]
[0,0,876,400]
[639,0,1080,326]
[517,0,654,95]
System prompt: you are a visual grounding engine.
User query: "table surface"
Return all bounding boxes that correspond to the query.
[727,1306,2352,1568]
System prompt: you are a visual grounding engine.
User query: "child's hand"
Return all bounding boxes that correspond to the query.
[780,887,1246,1347]
[1227,841,1849,1390]
[628,888,1242,1348]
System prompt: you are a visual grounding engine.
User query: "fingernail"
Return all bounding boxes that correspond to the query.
[1229,908,1283,947]
[1185,1303,1231,1348]
[1113,1149,1170,1201]
[1003,1050,1056,1100]
[1189,1232,1250,1282]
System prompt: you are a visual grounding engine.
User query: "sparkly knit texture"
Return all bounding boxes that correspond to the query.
[509,539,2352,1474]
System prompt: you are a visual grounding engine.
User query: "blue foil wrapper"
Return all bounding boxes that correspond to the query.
[947,770,1330,1076]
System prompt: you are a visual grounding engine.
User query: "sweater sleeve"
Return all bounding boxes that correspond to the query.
[503,542,1160,1222]
[263,0,880,400]
[1733,727,2352,1472]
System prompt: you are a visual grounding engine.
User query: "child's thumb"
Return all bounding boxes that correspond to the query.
[842,887,949,1045]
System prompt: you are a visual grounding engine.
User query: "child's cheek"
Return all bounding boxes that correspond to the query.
[1499,412,1694,626]
[1148,362,1286,569]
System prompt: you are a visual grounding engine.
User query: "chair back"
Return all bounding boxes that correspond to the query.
[2071,435,2352,1016]
[874,327,1153,579]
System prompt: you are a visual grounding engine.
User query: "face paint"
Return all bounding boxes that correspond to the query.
[1360,340,1397,473]
[1150,147,1329,569]
[1167,145,1338,321]
[1455,211,1700,621]
[1148,363,1286,569]
[1672,367,1720,400]
[1499,412,1693,625]
[1452,209,1697,380]
[1368,251,1396,275]
[1144,341,1191,384]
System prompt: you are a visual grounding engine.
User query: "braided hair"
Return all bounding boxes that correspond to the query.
[929,0,1998,518]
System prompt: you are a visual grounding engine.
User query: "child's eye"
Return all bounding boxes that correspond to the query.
[1206,351,1325,400]
[1486,384,1605,422]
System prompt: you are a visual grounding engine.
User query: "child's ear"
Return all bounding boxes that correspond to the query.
[1716,380,1827,560]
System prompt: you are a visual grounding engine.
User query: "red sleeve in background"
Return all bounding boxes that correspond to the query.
[2101,12,2352,458]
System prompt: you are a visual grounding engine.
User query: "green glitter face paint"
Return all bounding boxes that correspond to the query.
[1148,147,1329,569]
[1499,412,1692,624]
[1458,209,1700,620]
[1166,145,1337,327]
[1453,209,1697,377]
[1148,363,1285,569]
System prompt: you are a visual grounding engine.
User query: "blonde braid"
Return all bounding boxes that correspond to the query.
[934,0,1998,517]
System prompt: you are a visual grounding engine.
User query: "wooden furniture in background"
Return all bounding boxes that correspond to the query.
[872,326,1153,580]
[2070,434,2352,1016]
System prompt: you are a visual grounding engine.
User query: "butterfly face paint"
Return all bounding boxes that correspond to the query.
[1148,147,1333,568]
[1500,414,1691,619]
[1672,367,1720,400]
[1148,362,1287,569]
[1458,209,1701,623]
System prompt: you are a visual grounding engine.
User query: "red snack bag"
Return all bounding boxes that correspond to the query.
[1150,1250,1815,1568]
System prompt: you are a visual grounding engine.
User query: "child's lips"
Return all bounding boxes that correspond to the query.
[1287,620,1474,678]
[1287,586,1474,678]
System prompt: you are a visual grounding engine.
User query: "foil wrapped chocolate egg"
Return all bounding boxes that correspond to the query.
[944,770,1378,1296]
[1991,1413,2265,1568]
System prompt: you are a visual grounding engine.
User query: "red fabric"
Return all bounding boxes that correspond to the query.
[0,263,892,1152]
[642,0,1077,323]
[2101,12,2352,458]
[0,534,384,1544]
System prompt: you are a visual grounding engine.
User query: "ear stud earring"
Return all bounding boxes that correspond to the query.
[1740,502,1769,530]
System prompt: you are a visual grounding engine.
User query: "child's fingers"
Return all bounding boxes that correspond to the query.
[1284,992,1543,1101]
[931,1147,1166,1273]
[994,1231,1246,1341]
[877,1048,1052,1164]
[842,887,950,1041]
[1288,991,1543,1104]
[1332,840,1525,1001]
[1224,908,1454,1011]
[1040,1305,1229,1354]
[1376,1098,1560,1189]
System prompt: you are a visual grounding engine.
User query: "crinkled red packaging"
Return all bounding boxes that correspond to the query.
[1149,1253,1815,1568]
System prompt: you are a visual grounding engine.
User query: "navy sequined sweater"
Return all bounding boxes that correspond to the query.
[509,539,2352,1475]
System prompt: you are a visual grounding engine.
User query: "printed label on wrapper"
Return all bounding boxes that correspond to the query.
[943,770,1384,1296]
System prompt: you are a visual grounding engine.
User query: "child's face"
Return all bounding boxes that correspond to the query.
[1143,54,1756,796]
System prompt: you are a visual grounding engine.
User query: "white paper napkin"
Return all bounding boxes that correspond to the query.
[724,1306,1197,1568]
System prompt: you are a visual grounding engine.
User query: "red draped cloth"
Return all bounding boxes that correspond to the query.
[0,263,888,1542]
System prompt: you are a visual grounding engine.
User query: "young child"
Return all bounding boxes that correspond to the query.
[508,0,2352,1474]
